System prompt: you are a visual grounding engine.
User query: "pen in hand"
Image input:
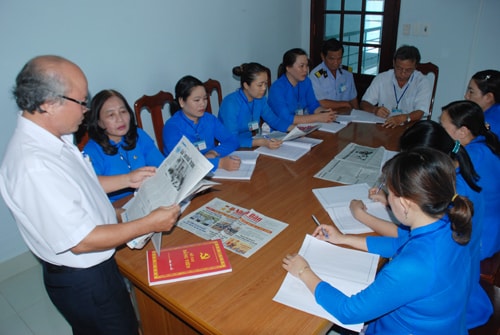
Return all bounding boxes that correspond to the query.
[312,215,329,239]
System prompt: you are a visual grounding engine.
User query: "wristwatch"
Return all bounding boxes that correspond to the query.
[405,114,411,124]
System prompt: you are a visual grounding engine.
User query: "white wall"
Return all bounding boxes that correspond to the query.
[1,0,499,263]
[0,0,306,263]
[397,0,500,120]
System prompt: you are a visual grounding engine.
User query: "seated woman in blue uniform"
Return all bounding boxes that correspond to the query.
[440,100,500,260]
[268,48,337,127]
[464,70,500,137]
[83,89,165,202]
[349,120,491,329]
[162,75,240,171]
[283,148,474,335]
[219,62,293,149]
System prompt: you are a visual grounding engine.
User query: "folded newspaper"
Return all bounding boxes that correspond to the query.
[122,136,216,253]
[177,197,288,258]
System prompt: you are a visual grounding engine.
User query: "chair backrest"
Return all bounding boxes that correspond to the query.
[417,62,439,120]
[264,66,272,89]
[134,90,174,153]
[203,79,222,115]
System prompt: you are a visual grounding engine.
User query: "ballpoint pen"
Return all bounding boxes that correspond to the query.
[311,215,329,239]
[375,182,384,194]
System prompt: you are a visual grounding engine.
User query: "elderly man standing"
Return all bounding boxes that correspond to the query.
[360,45,432,128]
[0,55,180,335]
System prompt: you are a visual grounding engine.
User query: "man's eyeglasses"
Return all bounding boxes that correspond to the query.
[59,95,89,110]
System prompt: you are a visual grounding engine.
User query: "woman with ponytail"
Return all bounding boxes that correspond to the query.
[218,62,293,149]
[268,48,337,127]
[349,120,491,329]
[283,148,473,334]
[440,100,500,259]
[464,69,500,137]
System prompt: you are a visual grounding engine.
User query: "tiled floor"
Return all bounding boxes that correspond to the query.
[0,252,71,335]
[0,252,344,335]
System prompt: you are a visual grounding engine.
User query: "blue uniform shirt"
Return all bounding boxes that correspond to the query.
[218,89,291,148]
[83,128,164,202]
[309,62,357,102]
[365,170,491,329]
[316,215,471,335]
[162,111,238,171]
[465,135,500,259]
[484,103,500,138]
[268,75,321,126]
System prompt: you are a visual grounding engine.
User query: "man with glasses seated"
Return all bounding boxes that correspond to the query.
[360,45,432,128]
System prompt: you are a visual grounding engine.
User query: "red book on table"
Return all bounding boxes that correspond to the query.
[146,239,232,285]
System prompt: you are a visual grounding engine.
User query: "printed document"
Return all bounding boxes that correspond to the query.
[314,143,397,186]
[273,234,379,332]
[123,136,216,253]
[177,197,288,258]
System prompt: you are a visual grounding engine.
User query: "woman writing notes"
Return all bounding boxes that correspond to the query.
[83,89,164,202]
[440,100,500,260]
[283,148,473,334]
[268,48,336,127]
[349,120,491,329]
[162,75,240,171]
[218,62,293,149]
[464,70,500,137]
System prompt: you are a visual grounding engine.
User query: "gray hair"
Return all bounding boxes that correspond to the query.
[13,55,69,113]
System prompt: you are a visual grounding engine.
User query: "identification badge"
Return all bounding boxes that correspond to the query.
[194,140,207,151]
[248,121,259,131]
[295,108,304,116]
[391,108,403,114]
[339,83,347,93]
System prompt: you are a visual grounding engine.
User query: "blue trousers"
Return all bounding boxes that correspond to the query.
[42,256,139,335]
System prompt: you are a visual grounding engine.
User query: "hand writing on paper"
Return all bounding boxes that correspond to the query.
[374,105,390,118]
[312,223,344,244]
[368,187,388,205]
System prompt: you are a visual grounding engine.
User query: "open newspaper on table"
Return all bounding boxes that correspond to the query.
[122,136,216,254]
[177,197,288,258]
[314,143,397,186]
[273,234,379,332]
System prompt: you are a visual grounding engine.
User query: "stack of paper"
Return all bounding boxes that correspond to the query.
[312,183,393,234]
[273,234,379,332]
[211,151,260,180]
[255,137,323,161]
[336,109,386,124]
[318,121,349,134]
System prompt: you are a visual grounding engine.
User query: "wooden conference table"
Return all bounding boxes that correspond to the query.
[115,122,408,335]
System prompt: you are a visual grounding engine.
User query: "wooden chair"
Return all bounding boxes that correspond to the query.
[264,66,272,89]
[134,91,174,153]
[203,79,222,115]
[416,62,439,120]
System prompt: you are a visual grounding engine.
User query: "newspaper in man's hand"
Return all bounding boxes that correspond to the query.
[122,136,215,252]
